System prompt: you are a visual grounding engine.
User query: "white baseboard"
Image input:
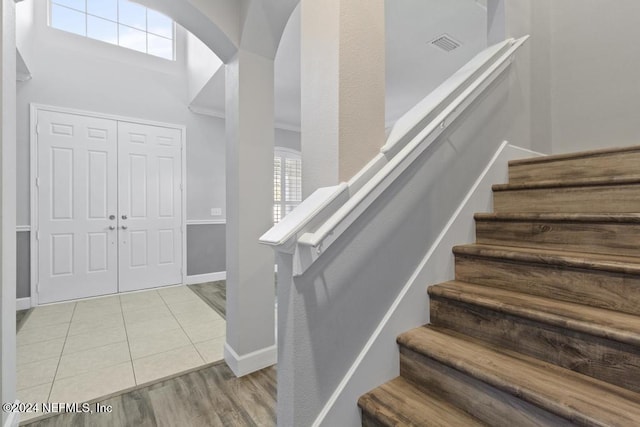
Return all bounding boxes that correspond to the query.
[16,297,31,311]
[3,402,20,427]
[185,271,226,285]
[224,342,277,377]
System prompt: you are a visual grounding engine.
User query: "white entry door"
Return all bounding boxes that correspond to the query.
[117,121,183,292]
[36,109,184,303]
[36,110,119,303]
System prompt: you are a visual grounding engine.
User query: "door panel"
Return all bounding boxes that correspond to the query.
[37,110,119,303]
[117,121,182,292]
[36,110,183,302]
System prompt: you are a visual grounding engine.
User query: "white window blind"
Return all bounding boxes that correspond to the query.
[274,149,302,223]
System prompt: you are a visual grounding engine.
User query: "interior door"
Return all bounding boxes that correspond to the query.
[117,121,183,292]
[36,110,119,303]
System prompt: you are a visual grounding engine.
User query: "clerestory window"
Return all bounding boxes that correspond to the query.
[49,0,175,60]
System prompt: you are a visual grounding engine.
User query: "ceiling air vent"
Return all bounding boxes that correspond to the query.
[430,34,461,53]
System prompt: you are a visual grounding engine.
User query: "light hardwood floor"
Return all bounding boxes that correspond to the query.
[23,362,276,427]
[188,281,226,319]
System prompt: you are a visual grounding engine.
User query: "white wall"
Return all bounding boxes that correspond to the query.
[1,1,17,424]
[15,2,302,297]
[14,1,228,298]
[16,2,225,226]
[502,0,640,155]
[275,127,302,152]
[549,1,640,154]
[187,31,223,104]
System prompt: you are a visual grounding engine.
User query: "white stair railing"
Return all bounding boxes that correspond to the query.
[260,36,529,273]
[261,35,530,427]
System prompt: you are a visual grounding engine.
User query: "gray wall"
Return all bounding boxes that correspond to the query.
[187,224,226,275]
[16,233,29,299]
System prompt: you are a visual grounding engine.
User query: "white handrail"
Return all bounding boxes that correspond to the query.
[260,36,529,253]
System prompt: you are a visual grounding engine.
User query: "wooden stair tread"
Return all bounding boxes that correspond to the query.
[508,145,640,166]
[398,326,640,426]
[358,377,486,427]
[474,212,640,223]
[493,175,640,191]
[429,281,640,346]
[453,243,640,274]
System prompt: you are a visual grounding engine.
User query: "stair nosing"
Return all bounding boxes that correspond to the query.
[508,145,640,166]
[428,280,640,347]
[473,212,640,223]
[492,176,640,191]
[358,377,487,427]
[398,326,640,426]
[453,243,640,275]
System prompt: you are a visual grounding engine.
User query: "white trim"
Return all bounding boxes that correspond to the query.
[181,126,188,288]
[186,219,226,226]
[311,143,538,426]
[30,103,187,305]
[188,104,225,119]
[274,121,301,133]
[3,401,20,427]
[16,298,30,311]
[16,225,30,232]
[31,103,186,129]
[30,104,38,307]
[188,104,301,133]
[185,271,226,285]
[224,342,277,377]
[508,146,546,157]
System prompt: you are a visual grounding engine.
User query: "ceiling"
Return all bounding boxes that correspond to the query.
[190,0,488,130]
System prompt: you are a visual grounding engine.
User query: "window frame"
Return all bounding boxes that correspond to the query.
[48,0,176,61]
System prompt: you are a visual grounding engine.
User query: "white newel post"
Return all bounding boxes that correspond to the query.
[224,49,277,376]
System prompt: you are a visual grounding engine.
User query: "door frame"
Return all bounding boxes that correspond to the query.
[30,103,187,306]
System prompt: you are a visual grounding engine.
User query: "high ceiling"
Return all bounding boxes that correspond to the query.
[190,0,488,130]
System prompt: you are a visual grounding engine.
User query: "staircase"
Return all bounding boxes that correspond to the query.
[358,146,640,426]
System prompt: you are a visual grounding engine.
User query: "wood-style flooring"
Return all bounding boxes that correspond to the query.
[188,281,226,319]
[16,309,31,332]
[23,362,276,427]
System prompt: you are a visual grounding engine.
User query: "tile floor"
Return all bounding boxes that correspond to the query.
[17,285,226,422]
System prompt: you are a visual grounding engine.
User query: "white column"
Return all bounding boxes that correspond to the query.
[300,0,386,196]
[224,48,276,376]
[1,0,17,425]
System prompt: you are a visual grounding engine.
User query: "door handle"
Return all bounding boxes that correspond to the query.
[122,215,128,220]
[109,225,116,230]
[109,215,116,220]
[121,225,128,230]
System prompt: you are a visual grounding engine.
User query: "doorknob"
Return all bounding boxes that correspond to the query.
[122,215,128,220]
[109,225,116,230]
[121,225,128,230]
[109,215,116,220]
